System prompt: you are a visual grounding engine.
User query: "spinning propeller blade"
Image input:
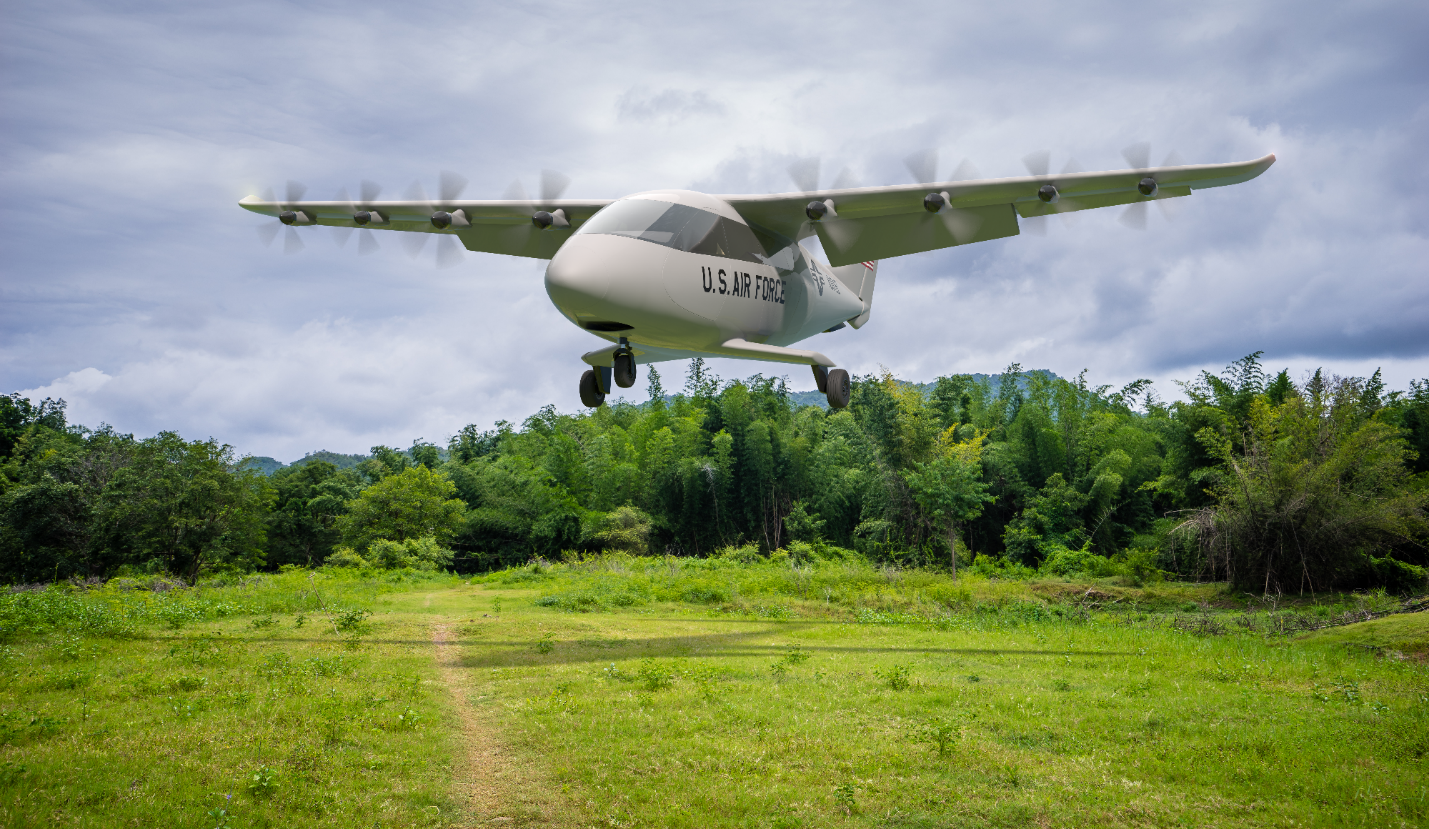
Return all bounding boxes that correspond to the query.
[1119,143,1182,229]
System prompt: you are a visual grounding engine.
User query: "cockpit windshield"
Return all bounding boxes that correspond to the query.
[576,198,766,263]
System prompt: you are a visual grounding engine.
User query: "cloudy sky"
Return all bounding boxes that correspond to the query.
[3,1,1426,462]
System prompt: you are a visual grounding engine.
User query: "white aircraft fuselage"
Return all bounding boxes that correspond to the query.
[544,190,864,371]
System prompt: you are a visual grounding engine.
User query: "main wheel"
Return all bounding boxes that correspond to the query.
[579,369,606,408]
[825,368,851,409]
[613,352,637,388]
[812,364,829,394]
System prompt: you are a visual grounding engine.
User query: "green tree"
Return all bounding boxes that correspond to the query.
[99,432,271,580]
[901,427,994,575]
[265,462,359,567]
[337,465,466,551]
[1178,378,1429,593]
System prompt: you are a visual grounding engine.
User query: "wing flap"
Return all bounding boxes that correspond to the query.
[1015,186,1191,218]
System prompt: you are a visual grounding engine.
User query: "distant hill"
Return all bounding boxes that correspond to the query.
[290,450,372,471]
[239,456,285,475]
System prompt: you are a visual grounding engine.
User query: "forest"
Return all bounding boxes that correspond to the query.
[2,353,1427,594]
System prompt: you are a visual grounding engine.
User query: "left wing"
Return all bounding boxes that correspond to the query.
[722,154,1276,267]
[238,196,615,260]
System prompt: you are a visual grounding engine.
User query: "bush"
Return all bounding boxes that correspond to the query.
[716,544,761,564]
[1039,545,1117,578]
[324,548,368,569]
[1115,547,1164,586]
[1369,556,1428,595]
[363,536,454,571]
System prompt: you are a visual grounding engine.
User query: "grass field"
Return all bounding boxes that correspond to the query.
[1,560,1426,828]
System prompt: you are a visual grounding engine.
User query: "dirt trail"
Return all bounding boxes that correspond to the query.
[432,622,512,825]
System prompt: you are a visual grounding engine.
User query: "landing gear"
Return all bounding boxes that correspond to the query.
[613,352,637,388]
[613,337,637,388]
[825,368,851,409]
[579,369,606,408]
[812,364,829,394]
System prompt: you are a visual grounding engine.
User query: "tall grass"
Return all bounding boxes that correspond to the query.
[0,568,463,641]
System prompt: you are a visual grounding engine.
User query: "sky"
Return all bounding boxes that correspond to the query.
[3,1,1427,462]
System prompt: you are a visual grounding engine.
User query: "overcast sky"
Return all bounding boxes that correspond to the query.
[3,1,1426,461]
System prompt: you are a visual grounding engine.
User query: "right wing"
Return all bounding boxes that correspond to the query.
[238,196,615,260]
[723,154,1276,266]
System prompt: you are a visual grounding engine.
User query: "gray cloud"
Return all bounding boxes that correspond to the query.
[616,88,725,124]
[2,1,1426,460]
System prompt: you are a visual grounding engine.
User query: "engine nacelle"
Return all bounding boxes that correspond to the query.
[1037,184,1059,204]
[533,208,570,230]
[1138,177,1159,197]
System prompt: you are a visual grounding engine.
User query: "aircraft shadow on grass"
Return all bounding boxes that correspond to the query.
[144,619,1129,671]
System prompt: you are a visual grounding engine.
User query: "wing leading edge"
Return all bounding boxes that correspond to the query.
[237,197,615,260]
[722,154,1275,267]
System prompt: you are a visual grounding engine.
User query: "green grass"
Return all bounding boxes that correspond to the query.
[2,561,1426,827]
[1299,612,1429,658]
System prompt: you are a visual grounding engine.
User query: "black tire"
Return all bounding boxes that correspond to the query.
[825,368,851,409]
[613,352,637,389]
[579,369,606,408]
[812,364,829,394]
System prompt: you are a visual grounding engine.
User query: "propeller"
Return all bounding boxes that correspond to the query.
[256,180,309,254]
[904,148,984,243]
[502,169,572,213]
[786,157,861,249]
[1019,152,1086,235]
[403,171,471,267]
[331,180,385,256]
[1119,143,1184,230]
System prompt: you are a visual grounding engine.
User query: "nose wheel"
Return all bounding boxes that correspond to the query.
[613,338,637,388]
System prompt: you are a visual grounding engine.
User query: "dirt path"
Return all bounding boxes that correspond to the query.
[432,622,512,825]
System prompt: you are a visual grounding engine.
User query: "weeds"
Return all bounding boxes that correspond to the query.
[913,714,967,756]
[246,765,276,798]
[331,608,371,636]
[637,659,675,691]
[876,665,913,690]
[834,782,857,815]
[535,632,556,654]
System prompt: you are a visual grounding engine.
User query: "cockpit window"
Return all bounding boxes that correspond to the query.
[577,199,765,263]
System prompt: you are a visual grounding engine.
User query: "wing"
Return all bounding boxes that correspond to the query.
[237,196,615,260]
[722,154,1276,267]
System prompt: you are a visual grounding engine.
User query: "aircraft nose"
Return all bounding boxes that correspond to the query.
[544,236,612,311]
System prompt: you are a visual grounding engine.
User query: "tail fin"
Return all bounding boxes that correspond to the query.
[831,260,878,328]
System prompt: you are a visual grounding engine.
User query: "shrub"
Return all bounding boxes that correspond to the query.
[1039,545,1117,578]
[324,547,368,569]
[364,536,455,571]
[716,544,761,564]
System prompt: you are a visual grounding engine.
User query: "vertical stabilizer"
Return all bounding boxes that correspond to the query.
[831,260,878,328]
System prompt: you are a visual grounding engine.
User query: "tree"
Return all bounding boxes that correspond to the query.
[1178,379,1429,593]
[901,427,994,576]
[265,462,359,567]
[337,465,467,551]
[99,433,271,580]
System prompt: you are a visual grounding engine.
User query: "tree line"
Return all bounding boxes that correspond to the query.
[2,353,1426,593]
